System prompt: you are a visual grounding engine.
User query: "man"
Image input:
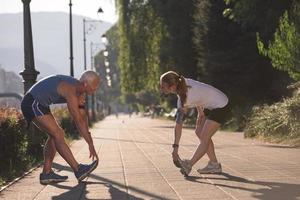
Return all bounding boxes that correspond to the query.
[21,70,100,184]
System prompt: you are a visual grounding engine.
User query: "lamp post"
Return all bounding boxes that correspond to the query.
[90,42,101,121]
[83,8,103,124]
[101,34,111,87]
[90,42,102,70]
[20,0,40,147]
[69,0,74,77]
[20,0,39,94]
[83,19,102,70]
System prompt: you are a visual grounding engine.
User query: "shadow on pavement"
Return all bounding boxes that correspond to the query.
[51,163,172,200]
[51,181,144,200]
[185,172,300,200]
[256,144,297,149]
[107,183,143,200]
[51,182,87,200]
[150,125,174,129]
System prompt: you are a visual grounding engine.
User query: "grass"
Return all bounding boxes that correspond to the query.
[245,93,300,147]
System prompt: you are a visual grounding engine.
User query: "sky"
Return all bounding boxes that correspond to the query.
[0,0,118,23]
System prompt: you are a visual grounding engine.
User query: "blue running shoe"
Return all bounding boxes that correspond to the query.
[75,160,98,181]
[40,171,68,184]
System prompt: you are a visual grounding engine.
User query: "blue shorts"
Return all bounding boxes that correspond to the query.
[21,93,51,127]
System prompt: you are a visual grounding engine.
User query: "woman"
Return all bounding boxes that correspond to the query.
[160,71,229,176]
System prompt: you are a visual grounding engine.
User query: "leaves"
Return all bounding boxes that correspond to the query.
[258,11,300,80]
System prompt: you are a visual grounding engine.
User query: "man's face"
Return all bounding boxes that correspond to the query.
[86,79,100,95]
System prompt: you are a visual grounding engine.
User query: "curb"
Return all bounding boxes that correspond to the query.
[0,162,42,193]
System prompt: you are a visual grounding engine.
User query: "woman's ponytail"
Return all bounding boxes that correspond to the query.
[177,75,187,107]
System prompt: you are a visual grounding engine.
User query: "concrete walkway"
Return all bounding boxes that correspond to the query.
[0,115,300,200]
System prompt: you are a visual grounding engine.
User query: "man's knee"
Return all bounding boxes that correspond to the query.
[51,127,65,141]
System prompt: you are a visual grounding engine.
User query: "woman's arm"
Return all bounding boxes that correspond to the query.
[172,108,187,160]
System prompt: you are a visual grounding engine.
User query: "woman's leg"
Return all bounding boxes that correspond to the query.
[190,119,220,166]
[206,139,218,163]
[195,118,218,163]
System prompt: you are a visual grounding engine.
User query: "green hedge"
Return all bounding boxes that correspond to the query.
[0,108,32,186]
[0,107,79,187]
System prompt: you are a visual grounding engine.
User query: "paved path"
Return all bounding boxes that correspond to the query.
[1,115,300,200]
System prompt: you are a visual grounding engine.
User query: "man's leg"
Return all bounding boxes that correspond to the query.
[43,137,56,173]
[190,119,220,166]
[33,114,79,172]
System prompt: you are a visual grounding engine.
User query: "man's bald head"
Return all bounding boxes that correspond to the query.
[80,70,100,86]
[79,70,100,94]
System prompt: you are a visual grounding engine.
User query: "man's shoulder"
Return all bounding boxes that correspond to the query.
[57,80,77,97]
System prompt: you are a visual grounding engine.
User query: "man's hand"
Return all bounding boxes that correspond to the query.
[78,94,86,105]
[89,144,99,161]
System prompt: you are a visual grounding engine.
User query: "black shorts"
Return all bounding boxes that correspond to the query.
[204,103,230,124]
[21,93,51,126]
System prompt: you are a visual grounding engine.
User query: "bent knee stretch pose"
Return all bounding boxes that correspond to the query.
[21,70,100,184]
[160,71,229,176]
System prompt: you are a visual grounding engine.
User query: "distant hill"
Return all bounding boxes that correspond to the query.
[0,12,112,78]
[0,67,23,107]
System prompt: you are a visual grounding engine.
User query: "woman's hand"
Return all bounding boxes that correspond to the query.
[172,148,179,161]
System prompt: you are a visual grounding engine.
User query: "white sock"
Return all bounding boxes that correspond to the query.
[210,161,219,165]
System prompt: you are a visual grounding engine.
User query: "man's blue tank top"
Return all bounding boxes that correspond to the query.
[28,75,79,106]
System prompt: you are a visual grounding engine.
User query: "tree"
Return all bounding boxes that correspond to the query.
[257,1,300,80]
[117,0,167,94]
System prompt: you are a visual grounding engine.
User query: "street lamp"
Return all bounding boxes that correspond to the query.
[97,7,104,13]
[83,9,103,71]
[101,34,112,88]
[20,0,40,94]
[90,42,102,121]
[103,50,109,57]
[90,42,102,70]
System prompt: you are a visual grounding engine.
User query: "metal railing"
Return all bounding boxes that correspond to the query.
[0,93,23,101]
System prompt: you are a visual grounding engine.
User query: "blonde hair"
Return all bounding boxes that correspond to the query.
[79,70,100,86]
[160,71,188,107]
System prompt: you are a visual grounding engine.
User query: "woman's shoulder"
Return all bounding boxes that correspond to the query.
[185,78,203,86]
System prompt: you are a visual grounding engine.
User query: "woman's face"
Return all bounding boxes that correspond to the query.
[160,81,176,94]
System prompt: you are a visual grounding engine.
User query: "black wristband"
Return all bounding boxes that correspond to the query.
[172,144,179,148]
[79,105,85,109]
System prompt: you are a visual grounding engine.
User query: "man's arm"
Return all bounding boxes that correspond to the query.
[58,82,97,159]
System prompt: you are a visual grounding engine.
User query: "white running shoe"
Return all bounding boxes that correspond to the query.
[197,161,222,174]
[178,159,192,176]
